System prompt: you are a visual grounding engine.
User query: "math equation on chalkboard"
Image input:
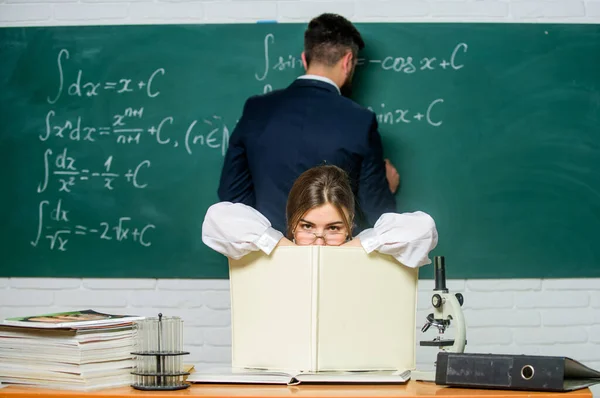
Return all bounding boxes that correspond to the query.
[30,48,234,252]
[28,34,464,253]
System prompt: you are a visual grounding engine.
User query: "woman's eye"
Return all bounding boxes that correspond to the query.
[328,226,341,232]
[301,223,313,230]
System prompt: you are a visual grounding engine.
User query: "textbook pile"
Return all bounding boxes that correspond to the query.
[0,310,144,391]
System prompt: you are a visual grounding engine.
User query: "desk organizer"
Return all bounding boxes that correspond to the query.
[131,314,190,390]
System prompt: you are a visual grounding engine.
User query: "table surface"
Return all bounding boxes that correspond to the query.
[0,381,592,398]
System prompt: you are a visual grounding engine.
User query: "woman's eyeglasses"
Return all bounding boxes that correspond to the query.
[294,229,347,245]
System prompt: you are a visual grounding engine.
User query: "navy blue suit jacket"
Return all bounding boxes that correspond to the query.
[217,78,396,234]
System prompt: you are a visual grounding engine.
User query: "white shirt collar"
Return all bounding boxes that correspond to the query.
[297,74,341,95]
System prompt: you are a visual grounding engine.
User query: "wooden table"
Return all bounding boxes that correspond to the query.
[0,382,592,398]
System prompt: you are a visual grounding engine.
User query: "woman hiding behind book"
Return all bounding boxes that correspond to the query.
[202,165,437,268]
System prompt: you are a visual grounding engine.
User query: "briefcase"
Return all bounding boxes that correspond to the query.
[435,352,600,392]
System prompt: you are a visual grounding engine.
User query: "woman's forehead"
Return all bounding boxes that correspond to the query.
[301,203,345,223]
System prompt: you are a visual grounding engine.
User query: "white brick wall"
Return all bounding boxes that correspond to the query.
[1,1,599,395]
[1,277,599,391]
[1,0,600,25]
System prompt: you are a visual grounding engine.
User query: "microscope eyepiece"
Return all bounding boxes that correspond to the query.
[434,256,448,292]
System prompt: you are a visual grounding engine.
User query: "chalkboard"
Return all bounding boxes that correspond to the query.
[1,23,599,279]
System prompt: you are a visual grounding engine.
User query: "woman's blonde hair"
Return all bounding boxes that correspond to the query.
[286,165,355,240]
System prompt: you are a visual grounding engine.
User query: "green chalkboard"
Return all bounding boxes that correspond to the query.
[1,23,599,279]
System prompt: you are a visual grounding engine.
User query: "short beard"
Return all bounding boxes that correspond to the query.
[340,78,353,98]
[340,65,355,98]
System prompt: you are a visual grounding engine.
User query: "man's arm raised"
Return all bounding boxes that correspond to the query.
[356,115,397,226]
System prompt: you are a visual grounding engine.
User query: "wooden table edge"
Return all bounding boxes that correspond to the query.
[0,381,592,398]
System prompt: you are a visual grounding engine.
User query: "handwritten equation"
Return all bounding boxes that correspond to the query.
[358,43,468,73]
[42,110,230,156]
[47,50,164,103]
[34,49,171,252]
[368,99,445,127]
[31,200,155,251]
[37,149,150,193]
[255,33,468,81]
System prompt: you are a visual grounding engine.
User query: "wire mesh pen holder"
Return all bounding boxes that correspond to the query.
[131,313,190,390]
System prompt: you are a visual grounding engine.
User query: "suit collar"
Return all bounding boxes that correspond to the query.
[291,76,340,95]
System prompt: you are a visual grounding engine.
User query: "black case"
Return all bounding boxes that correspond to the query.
[435,352,600,392]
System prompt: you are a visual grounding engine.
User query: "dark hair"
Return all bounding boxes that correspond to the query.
[286,165,355,239]
[304,13,365,67]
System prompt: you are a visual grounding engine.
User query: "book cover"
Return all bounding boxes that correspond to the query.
[2,309,144,329]
[228,246,419,373]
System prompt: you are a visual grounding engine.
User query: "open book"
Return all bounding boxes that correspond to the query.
[229,247,419,372]
[1,310,145,329]
[188,367,411,386]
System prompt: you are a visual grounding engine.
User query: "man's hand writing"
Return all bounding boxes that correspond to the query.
[385,159,400,194]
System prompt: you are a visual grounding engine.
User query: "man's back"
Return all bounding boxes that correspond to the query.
[218,78,395,233]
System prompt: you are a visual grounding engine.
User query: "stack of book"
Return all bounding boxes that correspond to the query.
[0,310,144,391]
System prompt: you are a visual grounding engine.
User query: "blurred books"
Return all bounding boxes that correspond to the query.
[0,309,144,391]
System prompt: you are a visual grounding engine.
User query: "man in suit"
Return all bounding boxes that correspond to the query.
[218,13,399,233]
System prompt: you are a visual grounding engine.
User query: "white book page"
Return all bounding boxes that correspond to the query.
[229,246,316,371]
[294,369,411,384]
[187,367,295,384]
[317,248,418,371]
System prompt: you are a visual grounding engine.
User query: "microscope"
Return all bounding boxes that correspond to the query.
[412,256,467,382]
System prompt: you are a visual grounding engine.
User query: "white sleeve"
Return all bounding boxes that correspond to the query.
[356,211,438,268]
[201,202,284,260]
